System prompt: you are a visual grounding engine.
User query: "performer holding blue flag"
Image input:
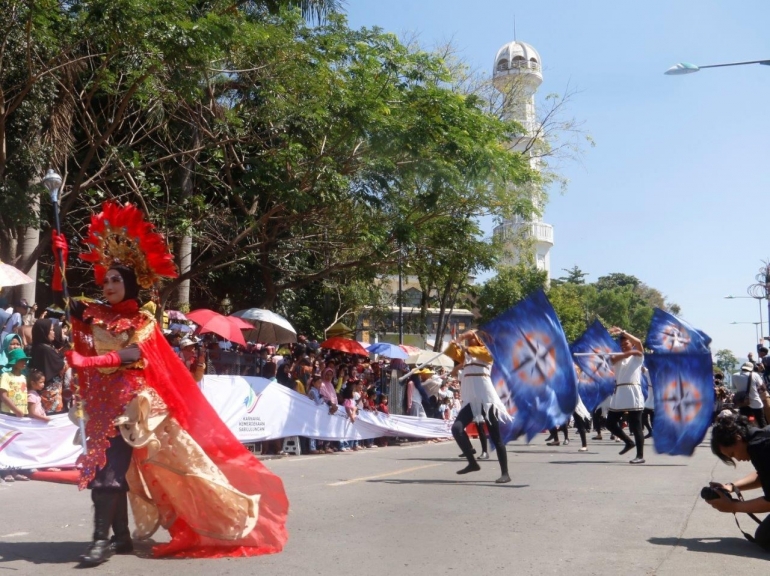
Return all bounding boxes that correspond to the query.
[445,331,512,484]
[605,327,646,464]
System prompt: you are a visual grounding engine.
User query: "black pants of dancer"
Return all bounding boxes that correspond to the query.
[642,408,654,435]
[452,404,507,475]
[605,410,644,459]
[592,408,606,434]
[574,413,587,447]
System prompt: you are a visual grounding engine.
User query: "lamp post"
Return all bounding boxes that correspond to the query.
[665,59,770,75]
[725,295,764,342]
[730,321,762,343]
[220,294,232,316]
[42,169,66,301]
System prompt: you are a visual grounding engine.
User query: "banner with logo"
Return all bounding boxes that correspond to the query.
[0,414,81,470]
[201,376,453,442]
[0,376,452,469]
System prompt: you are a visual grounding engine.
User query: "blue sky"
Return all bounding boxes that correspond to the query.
[346,0,770,359]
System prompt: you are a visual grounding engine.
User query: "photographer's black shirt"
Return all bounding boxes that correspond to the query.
[747,426,770,501]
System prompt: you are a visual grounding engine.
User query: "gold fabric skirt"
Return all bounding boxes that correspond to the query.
[117,389,260,541]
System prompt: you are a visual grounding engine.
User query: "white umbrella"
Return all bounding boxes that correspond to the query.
[406,349,454,369]
[232,308,297,344]
[0,261,34,288]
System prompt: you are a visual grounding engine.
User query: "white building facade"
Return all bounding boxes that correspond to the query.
[491,40,554,279]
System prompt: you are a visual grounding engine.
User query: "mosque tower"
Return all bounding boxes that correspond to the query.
[491,40,554,279]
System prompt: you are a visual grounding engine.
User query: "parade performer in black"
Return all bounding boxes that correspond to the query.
[446,331,511,483]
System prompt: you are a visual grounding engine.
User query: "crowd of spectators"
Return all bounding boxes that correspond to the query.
[160,328,464,456]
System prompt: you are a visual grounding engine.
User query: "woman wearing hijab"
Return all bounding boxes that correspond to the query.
[276,363,296,390]
[0,333,24,371]
[58,202,288,566]
[29,318,65,413]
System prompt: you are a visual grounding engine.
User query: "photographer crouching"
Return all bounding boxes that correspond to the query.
[706,413,770,550]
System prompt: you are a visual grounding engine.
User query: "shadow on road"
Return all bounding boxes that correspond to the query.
[648,536,770,560]
[0,541,84,564]
[548,460,687,467]
[0,539,159,565]
[366,479,529,488]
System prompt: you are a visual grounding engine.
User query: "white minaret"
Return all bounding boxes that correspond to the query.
[491,40,554,279]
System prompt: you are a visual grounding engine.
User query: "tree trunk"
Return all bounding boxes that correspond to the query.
[175,128,199,312]
[18,181,41,305]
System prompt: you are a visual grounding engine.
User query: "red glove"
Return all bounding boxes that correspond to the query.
[51,230,69,291]
[66,350,122,369]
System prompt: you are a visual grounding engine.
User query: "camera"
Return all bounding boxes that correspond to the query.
[700,486,732,501]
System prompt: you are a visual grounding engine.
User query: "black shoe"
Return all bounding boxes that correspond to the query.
[456,462,481,475]
[495,473,512,484]
[629,457,645,465]
[80,540,114,566]
[619,443,635,456]
[109,535,134,555]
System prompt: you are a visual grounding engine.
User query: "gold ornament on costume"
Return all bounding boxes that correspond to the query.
[80,201,178,289]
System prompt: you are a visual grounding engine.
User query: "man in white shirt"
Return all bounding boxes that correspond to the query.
[606,326,646,464]
[732,362,767,427]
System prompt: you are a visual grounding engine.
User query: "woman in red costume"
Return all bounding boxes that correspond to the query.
[65,202,288,566]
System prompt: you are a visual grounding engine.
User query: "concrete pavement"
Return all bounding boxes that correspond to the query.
[0,435,767,575]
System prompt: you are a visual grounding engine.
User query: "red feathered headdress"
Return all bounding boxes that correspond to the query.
[80,201,178,289]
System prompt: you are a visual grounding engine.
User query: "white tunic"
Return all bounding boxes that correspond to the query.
[609,355,645,411]
[460,352,511,424]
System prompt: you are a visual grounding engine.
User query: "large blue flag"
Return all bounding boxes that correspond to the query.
[570,320,620,413]
[645,353,715,456]
[645,309,712,354]
[481,289,578,441]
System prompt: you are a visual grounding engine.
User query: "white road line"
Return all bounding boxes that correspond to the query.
[0,532,29,538]
[328,463,444,486]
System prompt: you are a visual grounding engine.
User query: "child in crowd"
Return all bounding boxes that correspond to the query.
[307,375,330,454]
[26,369,50,422]
[0,348,31,482]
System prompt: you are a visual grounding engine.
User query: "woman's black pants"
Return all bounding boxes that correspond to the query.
[605,410,644,459]
[452,404,507,475]
[755,515,770,551]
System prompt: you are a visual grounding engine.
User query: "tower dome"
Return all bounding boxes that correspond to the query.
[493,41,542,85]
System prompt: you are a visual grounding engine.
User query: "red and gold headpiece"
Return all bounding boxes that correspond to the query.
[80,201,178,289]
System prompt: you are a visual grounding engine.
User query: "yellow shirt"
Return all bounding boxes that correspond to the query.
[0,372,28,415]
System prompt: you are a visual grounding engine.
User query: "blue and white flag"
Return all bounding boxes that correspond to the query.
[645,309,712,354]
[570,320,620,413]
[481,289,578,441]
[645,353,715,456]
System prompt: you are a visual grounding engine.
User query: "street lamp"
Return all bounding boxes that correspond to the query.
[725,295,764,342]
[665,59,770,75]
[730,321,762,343]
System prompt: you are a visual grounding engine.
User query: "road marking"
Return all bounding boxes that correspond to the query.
[0,532,29,538]
[328,463,443,486]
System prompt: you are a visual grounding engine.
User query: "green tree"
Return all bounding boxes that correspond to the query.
[476,263,547,325]
[548,282,590,342]
[715,349,738,376]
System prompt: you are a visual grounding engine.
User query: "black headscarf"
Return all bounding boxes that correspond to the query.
[30,318,65,381]
[108,265,139,302]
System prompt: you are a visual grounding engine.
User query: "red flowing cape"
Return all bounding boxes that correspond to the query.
[73,309,288,558]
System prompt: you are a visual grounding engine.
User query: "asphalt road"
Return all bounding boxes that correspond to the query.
[1,435,767,575]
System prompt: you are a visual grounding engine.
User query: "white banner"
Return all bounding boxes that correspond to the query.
[0,376,451,470]
[201,375,453,443]
[0,414,82,470]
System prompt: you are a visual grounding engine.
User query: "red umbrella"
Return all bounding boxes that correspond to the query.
[187,309,247,347]
[320,336,369,357]
[227,315,254,330]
